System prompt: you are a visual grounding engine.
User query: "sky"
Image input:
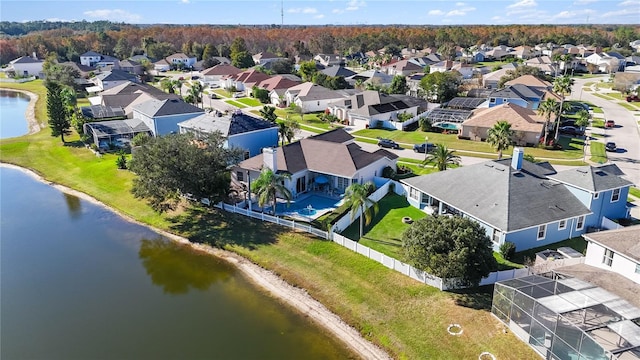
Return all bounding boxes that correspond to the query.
[1,0,639,26]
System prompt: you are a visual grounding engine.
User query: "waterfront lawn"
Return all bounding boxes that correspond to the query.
[0,80,48,127]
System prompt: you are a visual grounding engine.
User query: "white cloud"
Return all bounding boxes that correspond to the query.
[346,0,366,11]
[314,14,325,19]
[45,17,75,22]
[550,9,595,20]
[455,2,466,6]
[446,7,475,16]
[332,8,344,14]
[287,7,318,14]
[507,0,537,9]
[83,9,142,23]
[180,0,190,3]
[601,7,640,17]
[428,9,445,16]
[573,0,597,4]
[618,0,640,5]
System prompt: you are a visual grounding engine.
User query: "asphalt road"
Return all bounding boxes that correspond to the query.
[570,76,640,186]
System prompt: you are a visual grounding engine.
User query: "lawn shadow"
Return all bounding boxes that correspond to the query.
[63,140,86,148]
[449,285,494,311]
[168,206,286,249]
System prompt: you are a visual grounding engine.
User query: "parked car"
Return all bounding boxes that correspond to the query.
[413,142,435,153]
[605,120,615,128]
[605,142,617,152]
[191,76,200,80]
[209,93,218,99]
[377,138,400,149]
[626,95,639,102]
[559,126,585,136]
[233,92,245,98]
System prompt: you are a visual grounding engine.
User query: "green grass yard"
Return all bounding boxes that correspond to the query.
[589,141,607,164]
[224,100,247,108]
[235,97,262,107]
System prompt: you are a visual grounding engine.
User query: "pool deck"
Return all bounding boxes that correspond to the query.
[252,191,343,222]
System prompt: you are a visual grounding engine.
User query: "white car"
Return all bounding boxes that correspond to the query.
[233,92,245,98]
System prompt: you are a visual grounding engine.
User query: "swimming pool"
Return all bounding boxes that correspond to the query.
[435,122,460,130]
[275,194,343,219]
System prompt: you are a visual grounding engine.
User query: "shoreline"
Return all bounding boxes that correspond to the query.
[1,88,41,134]
[0,162,392,360]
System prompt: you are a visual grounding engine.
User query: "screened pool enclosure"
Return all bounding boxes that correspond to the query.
[492,274,640,360]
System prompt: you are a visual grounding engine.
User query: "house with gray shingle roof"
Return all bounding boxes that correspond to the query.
[320,65,357,78]
[327,90,418,128]
[581,225,640,285]
[401,149,632,251]
[177,111,278,158]
[234,128,398,198]
[133,98,204,136]
[7,55,44,77]
[280,82,350,113]
[488,84,546,110]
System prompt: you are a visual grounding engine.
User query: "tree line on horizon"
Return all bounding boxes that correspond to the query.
[0,21,638,65]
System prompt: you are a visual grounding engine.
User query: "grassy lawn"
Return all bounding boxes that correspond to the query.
[511,237,587,265]
[591,119,605,128]
[224,100,247,108]
[0,80,48,126]
[213,89,231,98]
[629,187,640,199]
[0,81,541,359]
[340,193,428,258]
[618,102,640,111]
[589,141,607,164]
[273,109,337,131]
[353,128,585,160]
[235,97,262,107]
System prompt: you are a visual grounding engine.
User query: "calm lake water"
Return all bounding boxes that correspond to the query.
[0,89,30,138]
[0,91,354,360]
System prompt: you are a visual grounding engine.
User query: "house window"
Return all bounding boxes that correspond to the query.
[576,216,585,231]
[558,220,566,230]
[537,224,546,240]
[490,98,496,103]
[236,171,244,182]
[492,229,501,244]
[602,249,614,267]
[409,187,420,201]
[611,188,620,202]
[593,192,599,199]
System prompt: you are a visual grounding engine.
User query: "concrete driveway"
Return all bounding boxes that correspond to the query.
[570,76,640,186]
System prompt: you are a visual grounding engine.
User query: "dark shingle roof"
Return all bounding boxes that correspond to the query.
[490,84,543,101]
[307,128,354,144]
[177,112,276,137]
[401,159,591,232]
[321,65,357,78]
[133,98,203,117]
[549,164,632,192]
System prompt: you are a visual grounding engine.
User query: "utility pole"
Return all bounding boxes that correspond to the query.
[281,0,284,27]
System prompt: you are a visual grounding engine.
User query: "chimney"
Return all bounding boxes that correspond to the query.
[263,147,277,171]
[511,147,524,170]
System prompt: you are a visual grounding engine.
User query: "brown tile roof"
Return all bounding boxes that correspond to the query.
[463,103,545,133]
[505,74,552,89]
[256,75,301,91]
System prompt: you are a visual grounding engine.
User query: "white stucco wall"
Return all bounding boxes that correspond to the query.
[585,241,640,284]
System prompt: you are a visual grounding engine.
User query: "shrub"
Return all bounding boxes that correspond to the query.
[115,151,128,169]
[499,241,516,261]
[382,166,396,179]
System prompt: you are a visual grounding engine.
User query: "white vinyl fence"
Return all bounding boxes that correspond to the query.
[0,76,36,83]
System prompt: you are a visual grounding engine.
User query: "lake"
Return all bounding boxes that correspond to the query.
[0,90,354,360]
[0,89,30,138]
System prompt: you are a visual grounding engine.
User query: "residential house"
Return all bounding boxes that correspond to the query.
[223,68,271,95]
[255,75,301,93]
[524,56,559,75]
[60,61,94,78]
[166,53,197,69]
[510,45,536,59]
[630,40,640,53]
[234,128,398,198]
[408,54,442,67]
[484,46,512,60]
[380,59,423,76]
[482,68,511,89]
[280,82,349,112]
[346,70,394,88]
[320,65,357,78]
[451,62,474,79]
[314,54,344,67]
[429,60,454,74]
[116,59,143,75]
[461,103,544,145]
[132,98,204,136]
[80,51,118,68]
[504,75,552,91]
[86,69,138,93]
[327,90,418,128]
[488,84,546,110]
[129,54,152,63]
[7,55,43,77]
[586,53,621,73]
[581,225,640,285]
[200,64,242,87]
[407,72,426,97]
[252,51,285,66]
[178,110,278,158]
[402,149,630,251]
[153,59,171,72]
[89,81,178,117]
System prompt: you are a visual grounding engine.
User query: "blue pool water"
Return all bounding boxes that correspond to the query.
[276,195,341,216]
[436,122,459,130]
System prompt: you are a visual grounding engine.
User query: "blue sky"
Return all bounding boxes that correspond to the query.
[1,0,639,25]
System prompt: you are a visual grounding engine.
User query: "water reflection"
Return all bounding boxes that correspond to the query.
[138,237,231,294]
[62,193,82,219]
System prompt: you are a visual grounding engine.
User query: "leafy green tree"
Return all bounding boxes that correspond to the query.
[188,81,203,108]
[252,87,270,103]
[388,75,408,94]
[270,59,293,74]
[288,103,304,122]
[43,54,80,89]
[231,51,254,69]
[253,168,292,215]
[45,81,71,143]
[552,75,574,140]
[537,98,559,145]
[574,109,591,128]
[113,37,131,59]
[128,132,243,212]
[486,120,513,159]
[402,215,497,287]
[282,118,300,144]
[260,106,278,123]
[298,60,318,82]
[343,181,378,239]
[422,144,460,171]
[419,71,461,103]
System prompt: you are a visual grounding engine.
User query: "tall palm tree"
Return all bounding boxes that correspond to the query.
[253,168,292,215]
[188,82,204,108]
[260,105,278,123]
[486,120,513,159]
[537,98,559,145]
[343,181,378,239]
[283,118,300,144]
[552,75,574,140]
[422,143,460,171]
[575,109,591,128]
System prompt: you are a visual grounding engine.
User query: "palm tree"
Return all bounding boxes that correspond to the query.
[486,120,513,159]
[537,98,559,145]
[260,105,278,123]
[253,168,292,215]
[422,144,460,171]
[283,118,300,144]
[343,181,378,239]
[552,75,574,140]
[188,82,203,108]
[575,109,591,128]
